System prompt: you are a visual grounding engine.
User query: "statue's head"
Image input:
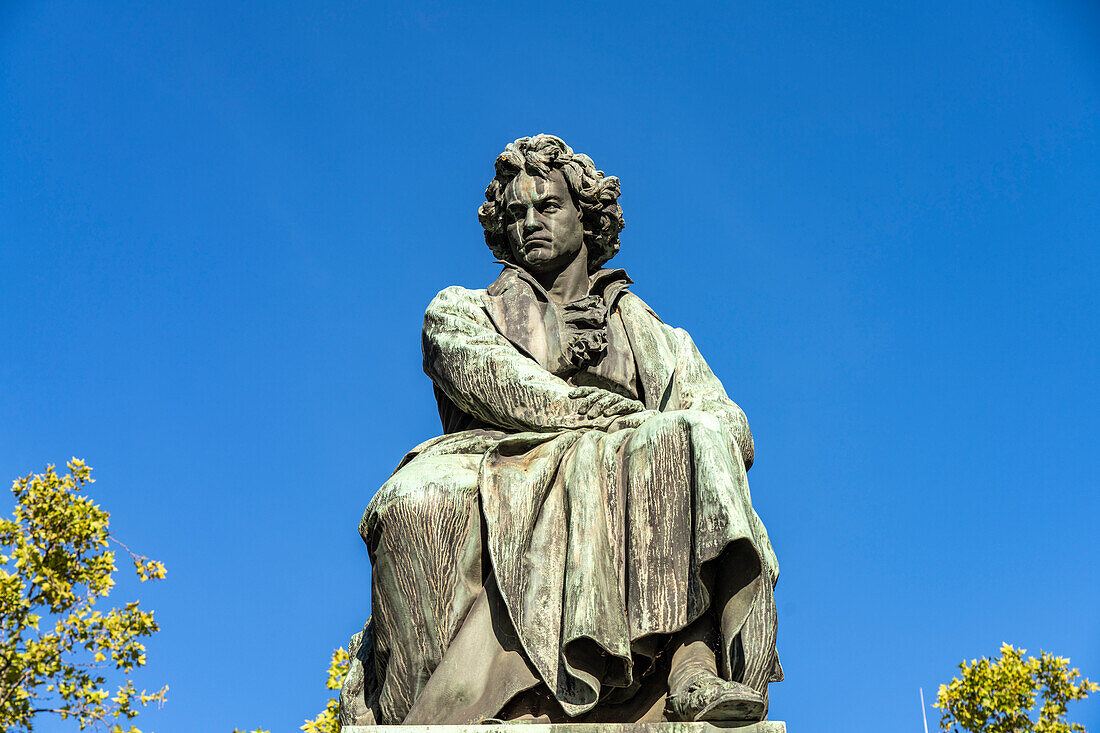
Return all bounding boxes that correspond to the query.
[478,135,625,273]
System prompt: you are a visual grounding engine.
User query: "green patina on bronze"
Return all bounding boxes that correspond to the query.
[341,723,787,733]
[340,136,782,728]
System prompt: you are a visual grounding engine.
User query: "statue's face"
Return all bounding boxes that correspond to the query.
[502,170,585,275]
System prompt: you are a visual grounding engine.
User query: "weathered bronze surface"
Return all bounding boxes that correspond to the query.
[342,724,787,733]
[340,135,781,727]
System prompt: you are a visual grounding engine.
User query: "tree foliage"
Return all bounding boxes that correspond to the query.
[0,459,167,732]
[935,643,1098,733]
[300,648,349,733]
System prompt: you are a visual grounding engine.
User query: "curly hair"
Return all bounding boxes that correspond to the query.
[478,134,625,271]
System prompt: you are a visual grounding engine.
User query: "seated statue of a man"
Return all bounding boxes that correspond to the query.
[340,134,782,726]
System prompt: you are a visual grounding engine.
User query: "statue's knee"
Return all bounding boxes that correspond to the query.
[640,409,719,437]
[677,409,724,435]
[626,412,682,451]
[638,411,683,433]
[630,410,731,462]
[362,458,477,541]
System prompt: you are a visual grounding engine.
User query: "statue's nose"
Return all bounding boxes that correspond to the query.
[523,208,539,231]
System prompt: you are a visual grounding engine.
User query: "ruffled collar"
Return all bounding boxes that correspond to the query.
[484,262,634,374]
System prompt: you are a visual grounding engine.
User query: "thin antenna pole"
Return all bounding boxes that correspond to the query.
[920,687,930,733]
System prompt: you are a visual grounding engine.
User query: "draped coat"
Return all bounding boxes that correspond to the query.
[339,266,780,725]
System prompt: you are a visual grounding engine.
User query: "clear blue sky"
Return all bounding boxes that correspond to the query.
[2,1,1098,731]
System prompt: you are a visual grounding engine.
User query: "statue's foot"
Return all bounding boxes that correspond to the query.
[666,671,765,722]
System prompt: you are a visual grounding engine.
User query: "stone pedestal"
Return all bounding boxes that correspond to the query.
[342,724,786,733]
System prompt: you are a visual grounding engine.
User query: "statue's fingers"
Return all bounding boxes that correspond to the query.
[573,393,602,413]
[606,398,643,416]
[584,396,611,417]
[598,396,642,417]
[587,394,619,418]
[606,399,645,416]
[594,396,620,413]
[569,386,597,399]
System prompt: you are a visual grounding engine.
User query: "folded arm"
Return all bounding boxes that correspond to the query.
[423,286,640,433]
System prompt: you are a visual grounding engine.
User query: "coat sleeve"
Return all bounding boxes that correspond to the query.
[422,286,610,433]
[672,328,755,470]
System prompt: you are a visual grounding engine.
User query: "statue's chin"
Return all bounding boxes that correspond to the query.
[519,255,553,272]
[513,242,583,275]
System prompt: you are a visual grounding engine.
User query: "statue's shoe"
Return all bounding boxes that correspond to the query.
[666,672,765,722]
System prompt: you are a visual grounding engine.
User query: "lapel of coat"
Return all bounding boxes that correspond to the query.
[484,264,678,408]
[484,264,551,368]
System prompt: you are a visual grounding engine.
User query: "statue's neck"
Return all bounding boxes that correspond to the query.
[535,245,590,305]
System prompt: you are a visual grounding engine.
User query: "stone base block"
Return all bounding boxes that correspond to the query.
[342,724,786,733]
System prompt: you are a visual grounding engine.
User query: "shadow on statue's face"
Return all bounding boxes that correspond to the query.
[503,169,585,276]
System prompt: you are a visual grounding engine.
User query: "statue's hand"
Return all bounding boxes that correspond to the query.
[569,386,645,419]
[607,410,660,431]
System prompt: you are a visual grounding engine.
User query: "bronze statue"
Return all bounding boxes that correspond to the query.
[340,135,781,726]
